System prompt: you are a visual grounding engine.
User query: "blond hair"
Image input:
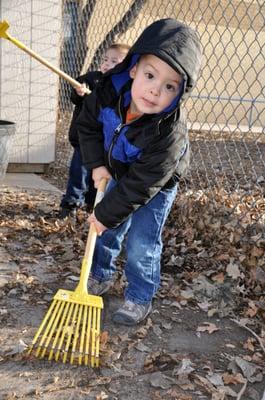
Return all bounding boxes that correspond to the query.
[108,43,131,55]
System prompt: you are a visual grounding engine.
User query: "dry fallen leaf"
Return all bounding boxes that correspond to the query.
[196,322,219,334]
[172,358,195,377]
[234,356,261,381]
[226,261,241,280]
[100,331,109,349]
[96,391,108,400]
[135,342,151,352]
[166,389,192,400]
[243,337,256,352]
[245,301,259,318]
[211,272,225,283]
[4,339,28,356]
[222,372,245,385]
[150,371,174,390]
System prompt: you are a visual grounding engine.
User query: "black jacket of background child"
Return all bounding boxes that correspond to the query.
[68,71,102,147]
[77,18,202,229]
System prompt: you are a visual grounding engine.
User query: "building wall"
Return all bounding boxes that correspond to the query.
[0,0,61,164]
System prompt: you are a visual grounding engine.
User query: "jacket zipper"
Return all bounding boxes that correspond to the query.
[108,98,123,176]
[107,97,152,178]
[108,122,124,175]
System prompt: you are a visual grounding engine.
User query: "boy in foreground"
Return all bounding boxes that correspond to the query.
[77,18,202,325]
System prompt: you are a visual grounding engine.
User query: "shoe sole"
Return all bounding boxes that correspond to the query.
[112,313,136,326]
[87,282,113,296]
[112,305,152,326]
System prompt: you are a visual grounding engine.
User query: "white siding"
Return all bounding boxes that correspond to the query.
[0,0,61,164]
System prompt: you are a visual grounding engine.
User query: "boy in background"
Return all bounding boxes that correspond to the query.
[59,43,130,218]
[77,19,202,325]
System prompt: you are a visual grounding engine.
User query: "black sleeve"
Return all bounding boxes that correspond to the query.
[76,90,105,169]
[95,119,188,228]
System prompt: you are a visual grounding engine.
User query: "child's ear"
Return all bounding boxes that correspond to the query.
[129,65,137,79]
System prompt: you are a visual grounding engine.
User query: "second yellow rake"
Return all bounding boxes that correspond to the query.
[0,19,87,91]
[28,179,107,367]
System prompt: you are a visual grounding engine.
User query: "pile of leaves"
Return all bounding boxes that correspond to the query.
[0,185,264,399]
[0,185,264,322]
[162,186,265,317]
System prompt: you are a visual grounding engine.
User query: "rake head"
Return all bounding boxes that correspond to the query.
[28,289,103,367]
[28,181,107,367]
[0,20,10,39]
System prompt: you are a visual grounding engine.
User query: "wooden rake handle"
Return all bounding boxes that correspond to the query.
[77,178,108,295]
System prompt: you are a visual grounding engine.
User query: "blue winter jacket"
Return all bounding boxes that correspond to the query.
[77,18,202,228]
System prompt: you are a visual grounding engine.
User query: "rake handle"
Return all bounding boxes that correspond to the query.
[6,33,87,91]
[77,178,108,294]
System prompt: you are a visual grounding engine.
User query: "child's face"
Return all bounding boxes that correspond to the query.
[100,48,126,74]
[129,55,182,115]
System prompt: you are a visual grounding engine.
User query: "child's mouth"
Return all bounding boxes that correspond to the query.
[142,98,156,107]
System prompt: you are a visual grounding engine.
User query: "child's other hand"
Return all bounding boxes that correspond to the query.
[92,167,111,188]
[88,212,107,234]
[75,83,88,97]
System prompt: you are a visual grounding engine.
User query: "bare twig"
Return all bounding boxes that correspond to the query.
[236,379,247,400]
[232,319,265,355]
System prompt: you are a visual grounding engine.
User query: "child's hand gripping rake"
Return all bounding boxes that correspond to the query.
[0,20,88,91]
[28,179,107,367]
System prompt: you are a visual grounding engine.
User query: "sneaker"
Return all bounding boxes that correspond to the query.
[112,300,152,326]
[87,276,113,296]
[58,206,77,219]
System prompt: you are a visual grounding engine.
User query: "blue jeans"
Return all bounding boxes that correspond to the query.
[91,180,178,304]
[60,147,96,208]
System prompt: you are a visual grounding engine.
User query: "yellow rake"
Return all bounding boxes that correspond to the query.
[0,19,86,90]
[28,179,107,367]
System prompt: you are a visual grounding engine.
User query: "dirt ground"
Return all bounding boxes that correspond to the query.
[0,186,264,400]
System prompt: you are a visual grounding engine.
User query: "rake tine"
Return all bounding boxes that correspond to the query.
[35,300,61,357]
[40,300,66,359]
[55,302,75,361]
[95,308,101,364]
[48,301,71,361]
[62,303,79,363]
[91,307,97,367]
[70,304,83,364]
[28,299,57,354]
[85,306,92,366]
[79,305,88,365]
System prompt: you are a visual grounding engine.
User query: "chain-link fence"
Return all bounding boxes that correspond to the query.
[57,0,264,191]
[55,0,264,277]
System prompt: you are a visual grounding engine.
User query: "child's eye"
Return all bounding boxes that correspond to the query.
[145,72,154,79]
[166,84,177,92]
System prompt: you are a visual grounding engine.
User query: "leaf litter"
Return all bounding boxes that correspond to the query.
[0,186,264,399]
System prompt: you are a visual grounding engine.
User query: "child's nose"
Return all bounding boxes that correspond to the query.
[150,85,160,96]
